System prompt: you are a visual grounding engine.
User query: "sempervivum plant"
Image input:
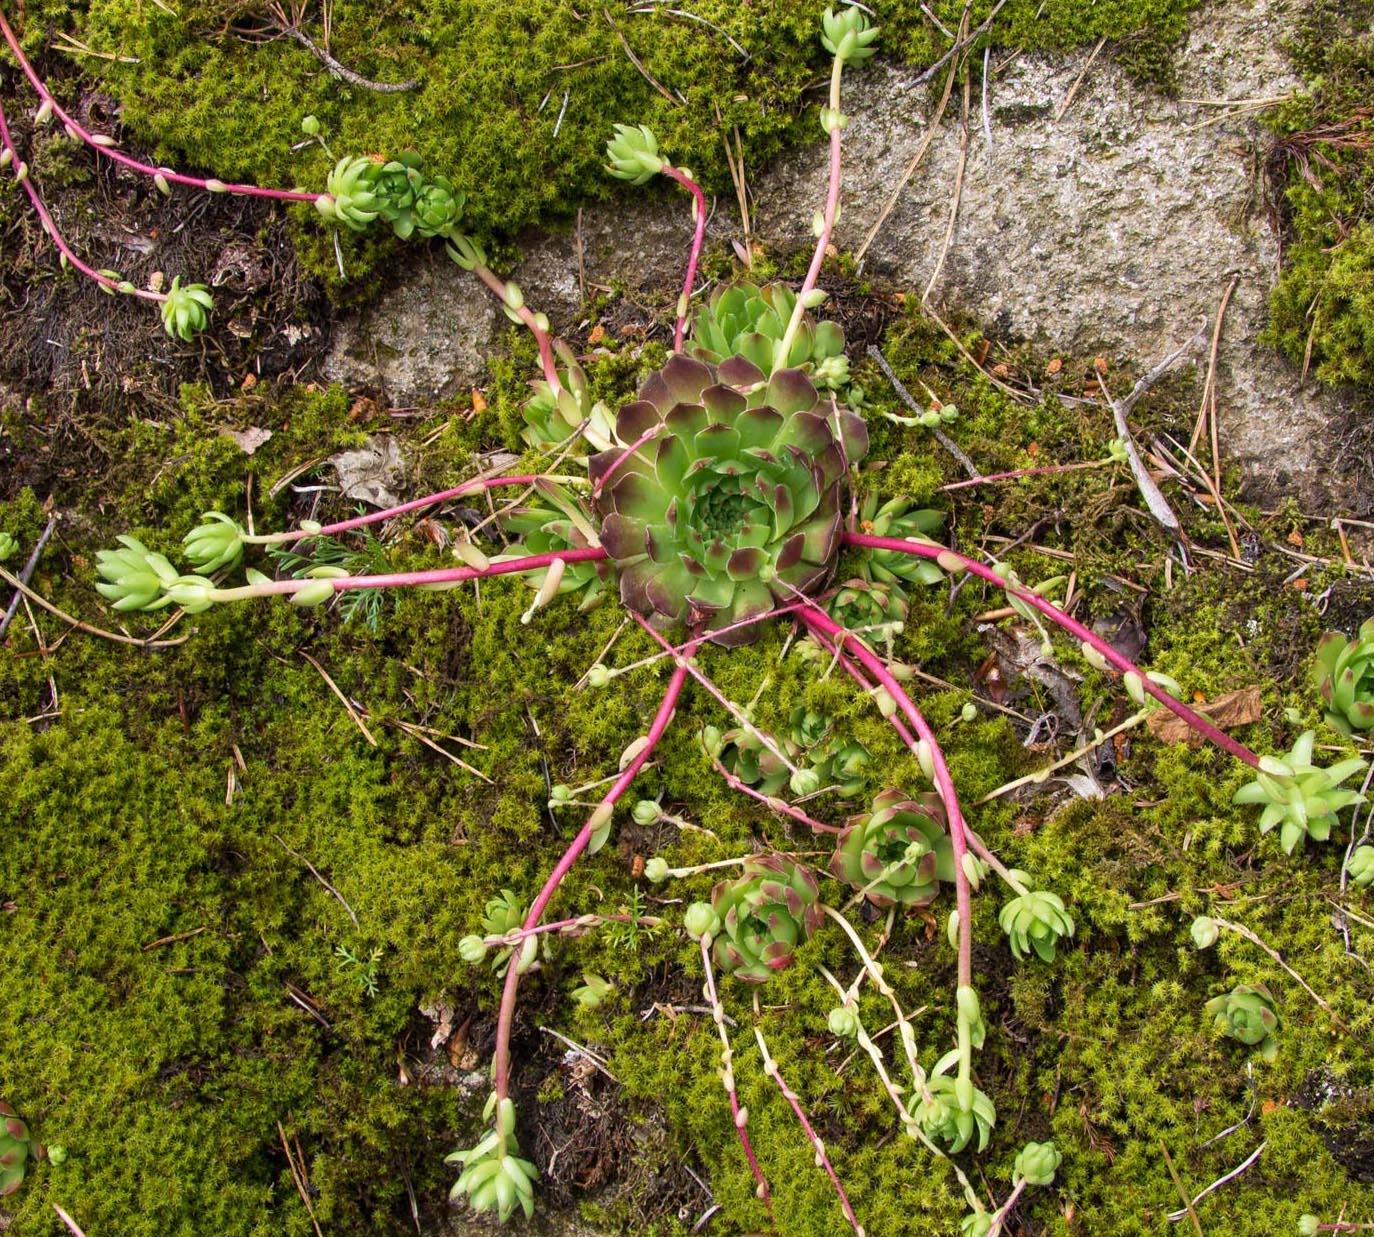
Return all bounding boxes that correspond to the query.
[1313,618,1374,734]
[710,855,824,983]
[589,353,868,645]
[688,282,849,388]
[0,1100,31,1197]
[829,788,954,907]
[1206,982,1280,1062]
[1232,731,1367,853]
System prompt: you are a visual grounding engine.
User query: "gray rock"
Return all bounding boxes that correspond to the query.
[322,0,1366,509]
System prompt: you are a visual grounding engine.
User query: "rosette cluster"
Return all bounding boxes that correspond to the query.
[709,855,824,983]
[829,788,954,908]
[589,354,868,645]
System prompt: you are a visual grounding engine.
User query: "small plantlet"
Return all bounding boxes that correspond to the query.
[1206,982,1280,1062]
[1313,618,1374,734]
[334,944,384,998]
[1232,731,1367,853]
[0,1100,32,1197]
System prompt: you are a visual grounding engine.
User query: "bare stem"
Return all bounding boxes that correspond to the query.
[775,54,846,367]
[244,474,580,546]
[629,611,804,777]
[842,532,1261,768]
[661,164,707,353]
[210,546,609,602]
[0,8,320,203]
[0,97,165,302]
[753,1015,863,1236]
[708,751,841,834]
[469,262,563,395]
[986,1178,1027,1237]
[700,934,772,1207]
[492,661,689,1100]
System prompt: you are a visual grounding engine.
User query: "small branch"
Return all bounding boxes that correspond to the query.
[274,833,360,927]
[866,346,979,478]
[288,27,418,92]
[1095,330,1206,540]
[0,514,55,640]
[1166,1140,1266,1224]
[300,649,377,746]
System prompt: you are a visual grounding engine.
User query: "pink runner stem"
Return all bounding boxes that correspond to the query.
[841,532,1260,768]
[799,609,974,990]
[0,97,164,302]
[0,9,319,203]
[661,165,707,354]
[492,661,689,1100]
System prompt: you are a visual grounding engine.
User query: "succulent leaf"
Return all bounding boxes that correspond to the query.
[1313,621,1374,734]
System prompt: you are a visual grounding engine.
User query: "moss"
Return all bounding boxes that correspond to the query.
[1262,1,1374,388]
[6,0,1200,299]
[7,144,1374,1237]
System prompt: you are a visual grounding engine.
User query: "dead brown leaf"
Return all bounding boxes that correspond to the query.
[1145,686,1262,746]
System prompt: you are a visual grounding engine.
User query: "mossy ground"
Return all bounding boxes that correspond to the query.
[1263,0,1374,388]
[4,0,1374,1234]
[4,283,1374,1235]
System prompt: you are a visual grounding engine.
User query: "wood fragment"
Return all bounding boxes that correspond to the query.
[300,649,377,746]
[1145,686,1261,746]
[1,515,56,640]
[1094,330,1205,542]
[274,834,360,927]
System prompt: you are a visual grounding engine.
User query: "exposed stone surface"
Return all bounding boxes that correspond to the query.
[322,0,1367,509]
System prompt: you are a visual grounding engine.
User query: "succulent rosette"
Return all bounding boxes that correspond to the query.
[0,1100,32,1197]
[710,855,824,983]
[830,788,954,907]
[688,282,846,378]
[1313,618,1374,734]
[716,726,792,795]
[1205,981,1280,1061]
[589,354,868,645]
